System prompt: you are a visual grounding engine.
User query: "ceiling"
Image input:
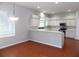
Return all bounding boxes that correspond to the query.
[16,2,79,14]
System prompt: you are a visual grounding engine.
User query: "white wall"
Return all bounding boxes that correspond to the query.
[75,12,79,40]
[0,2,37,48]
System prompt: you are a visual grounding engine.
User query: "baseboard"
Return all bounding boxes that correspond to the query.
[0,39,63,49]
[74,38,79,40]
[31,40,63,48]
[0,40,28,49]
[65,37,75,39]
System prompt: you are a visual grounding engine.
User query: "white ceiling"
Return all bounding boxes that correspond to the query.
[16,2,79,13]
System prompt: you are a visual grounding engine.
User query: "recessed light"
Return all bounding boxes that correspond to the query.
[68,9,71,12]
[40,12,45,17]
[9,16,19,21]
[37,6,40,9]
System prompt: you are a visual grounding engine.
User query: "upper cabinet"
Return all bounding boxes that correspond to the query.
[30,12,76,30]
[46,12,76,27]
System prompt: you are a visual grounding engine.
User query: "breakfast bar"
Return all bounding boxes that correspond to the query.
[29,29,64,48]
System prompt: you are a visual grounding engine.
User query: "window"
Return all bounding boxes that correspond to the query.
[39,13,48,27]
[0,10,15,37]
[30,13,48,29]
[39,17,45,27]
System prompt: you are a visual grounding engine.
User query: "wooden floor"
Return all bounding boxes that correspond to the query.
[0,37,79,57]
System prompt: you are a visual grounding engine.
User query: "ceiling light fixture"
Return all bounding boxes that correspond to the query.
[9,17,19,21]
[40,12,45,17]
[9,3,19,21]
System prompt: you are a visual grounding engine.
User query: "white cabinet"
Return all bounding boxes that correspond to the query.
[30,12,76,38]
[29,30,64,48]
[66,29,75,38]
